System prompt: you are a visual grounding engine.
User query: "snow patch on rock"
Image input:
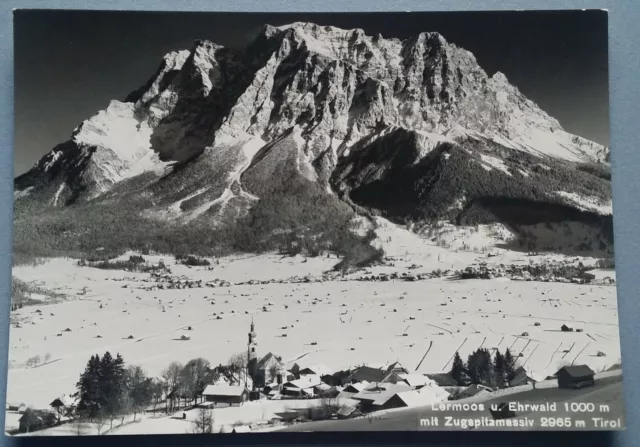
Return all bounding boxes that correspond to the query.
[556,191,613,216]
[479,154,512,177]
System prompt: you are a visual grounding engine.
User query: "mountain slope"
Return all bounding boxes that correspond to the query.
[13,22,612,258]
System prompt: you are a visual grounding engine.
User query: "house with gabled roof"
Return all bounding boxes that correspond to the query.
[282,375,323,397]
[201,384,248,407]
[377,386,450,411]
[298,364,333,377]
[382,372,432,389]
[351,383,412,412]
[384,361,409,375]
[556,365,595,389]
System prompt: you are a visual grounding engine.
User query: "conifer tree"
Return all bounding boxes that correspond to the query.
[504,348,516,384]
[494,350,506,388]
[450,351,466,385]
[75,354,102,420]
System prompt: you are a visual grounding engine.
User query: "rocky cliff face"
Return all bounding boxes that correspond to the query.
[14,22,611,246]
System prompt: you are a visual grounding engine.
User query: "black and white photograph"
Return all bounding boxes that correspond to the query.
[7,9,622,435]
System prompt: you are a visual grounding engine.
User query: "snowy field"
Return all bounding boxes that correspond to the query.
[11,397,349,436]
[7,220,620,433]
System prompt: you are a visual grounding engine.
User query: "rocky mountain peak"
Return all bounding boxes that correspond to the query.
[15,22,610,227]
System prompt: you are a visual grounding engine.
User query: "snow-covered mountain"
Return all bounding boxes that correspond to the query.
[14,22,612,255]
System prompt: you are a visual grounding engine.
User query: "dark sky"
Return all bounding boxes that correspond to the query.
[13,9,609,176]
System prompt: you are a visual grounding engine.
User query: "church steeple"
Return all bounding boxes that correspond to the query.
[248,318,257,360]
[247,319,258,391]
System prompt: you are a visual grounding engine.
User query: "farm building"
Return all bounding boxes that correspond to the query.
[298,364,333,377]
[49,394,75,417]
[282,375,323,397]
[339,381,370,398]
[509,366,533,387]
[560,324,574,332]
[18,409,57,433]
[201,385,248,406]
[351,383,412,412]
[6,403,26,413]
[556,365,595,389]
[377,387,450,411]
[382,372,432,388]
[384,361,409,375]
[352,382,448,413]
[458,384,492,399]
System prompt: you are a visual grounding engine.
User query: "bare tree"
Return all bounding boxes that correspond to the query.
[118,394,132,425]
[151,379,164,412]
[72,418,88,436]
[127,365,153,420]
[322,396,340,418]
[94,411,107,435]
[191,407,214,434]
[227,352,248,383]
[162,361,183,413]
[180,358,211,406]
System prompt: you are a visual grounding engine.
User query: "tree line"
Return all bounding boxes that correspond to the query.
[72,351,252,434]
[450,347,518,389]
[74,352,161,432]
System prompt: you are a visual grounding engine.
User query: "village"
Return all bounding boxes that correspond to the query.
[5,219,621,435]
[6,308,619,435]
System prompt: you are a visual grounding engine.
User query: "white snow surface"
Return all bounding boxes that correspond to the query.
[71,100,169,192]
[8,220,620,422]
[556,191,613,216]
[479,154,512,176]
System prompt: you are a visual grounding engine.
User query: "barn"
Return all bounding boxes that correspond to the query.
[556,365,595,389]
[201,385,248,407]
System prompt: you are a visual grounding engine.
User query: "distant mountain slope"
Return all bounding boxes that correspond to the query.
[13,22,612,258]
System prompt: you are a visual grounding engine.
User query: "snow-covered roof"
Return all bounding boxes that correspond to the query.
[393,386,449,407]
[396,373,431,387]
[257,352,283,370]
[283,375,322,390]
[299,364,333,376]
[460,384,491,396]
[344,381,369,392]
[352,384,412,403]
[202,384,247,397]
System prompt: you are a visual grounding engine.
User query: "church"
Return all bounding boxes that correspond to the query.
[247,320,287,390]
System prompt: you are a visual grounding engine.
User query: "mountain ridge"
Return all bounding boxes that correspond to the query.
[13,22,612,260]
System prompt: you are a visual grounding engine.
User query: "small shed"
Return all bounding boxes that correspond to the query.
[560,324,574,332]
[201,385,248,406]
[556,365,595,389]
